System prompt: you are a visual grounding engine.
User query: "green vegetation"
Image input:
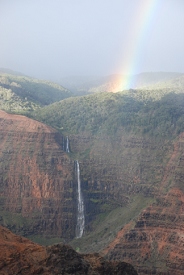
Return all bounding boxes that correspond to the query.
[0,73,72,113]
[27,235,64,246]
[0,210,32,228]
[32,88,184,138]
[1,72,184,254]
[144,74,184,91]
[1,72,184,140]
[70,194,154,253]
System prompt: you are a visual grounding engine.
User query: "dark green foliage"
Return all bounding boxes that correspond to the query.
[1,72,183,139]
[136,92,184,137]
[32,89,184,138]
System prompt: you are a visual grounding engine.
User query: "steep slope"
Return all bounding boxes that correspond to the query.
[104,132,184,274]
[1,82,184,274]
[31,87,184,274]
[0,110,77,240]
[0,73,72,113]
[0,225,138,275]
[33,88,184,137]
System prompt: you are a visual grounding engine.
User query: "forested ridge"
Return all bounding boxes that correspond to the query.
[32,88,184,139]
[0,73,72,113]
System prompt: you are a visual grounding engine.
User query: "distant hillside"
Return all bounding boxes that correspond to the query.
[59,72,183,95]
[0,73,72,113]
[59,75,101,95]
[142,74,184,91]
[0,67,26,76]
[129,71,183,88]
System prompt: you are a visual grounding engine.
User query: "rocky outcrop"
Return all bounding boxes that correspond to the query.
[0,225,138,275]
[0,110,76,239]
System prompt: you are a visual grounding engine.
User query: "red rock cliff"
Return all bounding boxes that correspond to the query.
[0,110,76,239]
[104,132,184,275]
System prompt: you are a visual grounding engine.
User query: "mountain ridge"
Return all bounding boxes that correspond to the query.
[58,72,184,95]
[0,72,72,113]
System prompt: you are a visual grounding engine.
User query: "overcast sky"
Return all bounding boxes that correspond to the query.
[0,0,184,81]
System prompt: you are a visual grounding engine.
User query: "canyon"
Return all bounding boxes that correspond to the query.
[1,72,184,274]
[1,108,184,274]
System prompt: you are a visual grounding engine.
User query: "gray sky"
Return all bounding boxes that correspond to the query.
[0,0,184,81]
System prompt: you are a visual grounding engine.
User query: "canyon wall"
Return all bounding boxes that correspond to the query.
[1,109,184,274]
[104,132,184,275]
[70,131,173,231]
[0,110,76,239]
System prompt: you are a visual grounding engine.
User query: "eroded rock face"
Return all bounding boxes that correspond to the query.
[1,109,184,274]
[105,189,184,274]
[0,110,76,239]
[104,132,184,275]
[71,132,173,229]
[0,109,177,242]
[0,225,138,275]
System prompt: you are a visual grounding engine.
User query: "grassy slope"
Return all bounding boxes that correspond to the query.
[70,194,154,253]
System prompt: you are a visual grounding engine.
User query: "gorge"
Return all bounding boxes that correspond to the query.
[1,71,184,274]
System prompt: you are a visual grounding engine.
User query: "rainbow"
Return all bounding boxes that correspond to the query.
[115,0,158,91]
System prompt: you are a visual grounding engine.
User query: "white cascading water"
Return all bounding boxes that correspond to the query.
[76,161,85,238]
[66,136,70,153]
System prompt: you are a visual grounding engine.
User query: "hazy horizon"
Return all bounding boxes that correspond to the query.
[1,0,184,82]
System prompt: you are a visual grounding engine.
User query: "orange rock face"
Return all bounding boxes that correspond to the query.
[0,110,76,239]
[1,109,184,274]
[105,189,184,274]
[104,132,184,275]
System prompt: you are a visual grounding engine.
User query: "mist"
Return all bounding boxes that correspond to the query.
[0,0,184,82]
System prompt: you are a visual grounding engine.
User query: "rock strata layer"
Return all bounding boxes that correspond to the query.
[104,133,184,275]
[0,110,76,239]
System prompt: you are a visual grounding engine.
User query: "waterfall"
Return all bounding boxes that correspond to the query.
[66,136,70,153]
[76,161,85,238]
[63,136,70,153]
